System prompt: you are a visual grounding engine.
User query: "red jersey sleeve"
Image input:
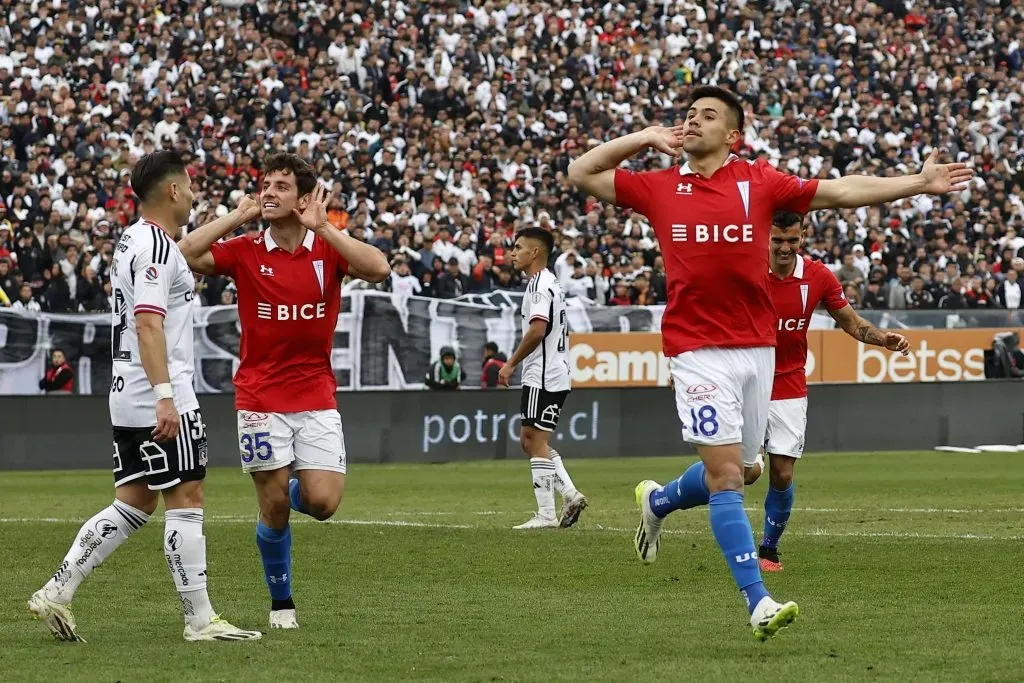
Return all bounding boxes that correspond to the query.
[209,235,248,278]
[757,159,819,214]
[816,261,850,312]
[613,168,657,216]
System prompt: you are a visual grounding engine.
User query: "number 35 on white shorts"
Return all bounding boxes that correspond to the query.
[236,410,347,474]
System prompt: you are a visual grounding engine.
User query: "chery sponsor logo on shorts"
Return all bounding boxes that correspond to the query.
[685,383,717,403]
[240,412,269,429]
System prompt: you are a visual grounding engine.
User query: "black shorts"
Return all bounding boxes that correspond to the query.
[112,410,208,491]
[520,385,569,432]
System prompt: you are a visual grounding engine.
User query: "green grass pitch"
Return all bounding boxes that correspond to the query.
[1,452,1021,682]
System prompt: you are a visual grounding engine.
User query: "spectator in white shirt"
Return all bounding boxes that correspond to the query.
[152,108,180,148]
[292,119,322,150]
[451,233,478,276]
[431,226,457,263]
[58,244,80,299]
[851,244,871,279]
[554,248,581,289]
[389,259,422,296]
[564,261,592,299]
[11,283,41,313]
[996,269,1021,310]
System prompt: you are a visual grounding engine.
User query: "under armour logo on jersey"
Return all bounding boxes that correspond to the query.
[269,573,288,584]
[260,265,275,276]
[736,181,750,220]
[676,182,693,195]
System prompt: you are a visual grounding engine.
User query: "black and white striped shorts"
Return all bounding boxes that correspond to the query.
[112,410,209,490]
[520,385,570,433]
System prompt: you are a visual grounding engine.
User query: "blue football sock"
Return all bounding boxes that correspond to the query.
[289,478,310,516]
[256,522,292,602]
[762,484,794,550]
[708,490,769,614]
[648,461,710,518]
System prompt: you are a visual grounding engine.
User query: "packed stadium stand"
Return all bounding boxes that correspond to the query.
[0,0,1022,313]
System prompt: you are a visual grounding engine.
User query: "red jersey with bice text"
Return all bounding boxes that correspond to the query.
[210,229,349,413]
[614,156,819,356]
[770,255,848,400]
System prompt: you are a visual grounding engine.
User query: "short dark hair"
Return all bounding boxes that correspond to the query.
[484,341,499,354]
[689,85,745,132]
[515,227,554,256]
[263,153,317,196]
[772,212,804,230]
[130,151,186,202]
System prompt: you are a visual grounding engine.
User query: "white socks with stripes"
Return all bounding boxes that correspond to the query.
[164,508,216,630]
[549,449,579,499]
[530,458,557,520]
[44,499,151,605]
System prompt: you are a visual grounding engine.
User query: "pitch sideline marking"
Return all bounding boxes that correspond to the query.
[0,516,1020,541]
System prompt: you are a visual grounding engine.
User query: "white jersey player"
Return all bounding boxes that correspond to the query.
[499,228,587,530]
[28,151,260,643]
[108,219,200,435]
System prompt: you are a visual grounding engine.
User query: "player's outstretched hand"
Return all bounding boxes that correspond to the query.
[497,363,514,388]
[644,125,687,157]
[237,194,262,223]
[294,183,330,232]
[884,332,911,356]
[920,149,973,194]
[152,398,180,443]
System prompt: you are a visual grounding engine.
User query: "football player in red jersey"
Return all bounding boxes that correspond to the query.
[568,85,971,639]
[754,212,909,572]
[180,154,389,630]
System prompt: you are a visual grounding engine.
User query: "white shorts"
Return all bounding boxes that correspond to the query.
[237,410,347,474]
[670,346,774,467]
[764,397,808,458]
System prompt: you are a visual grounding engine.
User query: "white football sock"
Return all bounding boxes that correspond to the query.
[164,508,216,630]
[530,457,556,520]
[44,499,150,605]
[549,449,579,499]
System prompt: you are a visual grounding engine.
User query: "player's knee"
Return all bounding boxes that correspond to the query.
[163,480,204,509]
[261,494,291,528]
[519,429,537,455]
[704,463,745,493]
[768,454,796,489]
[306,498,340,521]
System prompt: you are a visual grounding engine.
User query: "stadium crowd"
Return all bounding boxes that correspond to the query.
[0,0,1022,314]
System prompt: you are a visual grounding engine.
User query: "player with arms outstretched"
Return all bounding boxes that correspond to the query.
[28,151,261,643]
[498,228,588,529]
[568,85,971,639]
[179,153,389,629]
[754,212,909,571]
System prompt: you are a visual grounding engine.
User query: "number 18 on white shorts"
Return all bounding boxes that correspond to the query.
[237,410,348,474]
[669,346,775,468]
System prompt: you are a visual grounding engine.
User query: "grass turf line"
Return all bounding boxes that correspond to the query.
[0,451,1020,682]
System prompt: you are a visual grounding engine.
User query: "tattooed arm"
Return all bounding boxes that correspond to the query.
[829,305,911,355]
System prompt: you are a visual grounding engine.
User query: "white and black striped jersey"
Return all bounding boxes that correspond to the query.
[108,219,199,428]
[520,268,571,392]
